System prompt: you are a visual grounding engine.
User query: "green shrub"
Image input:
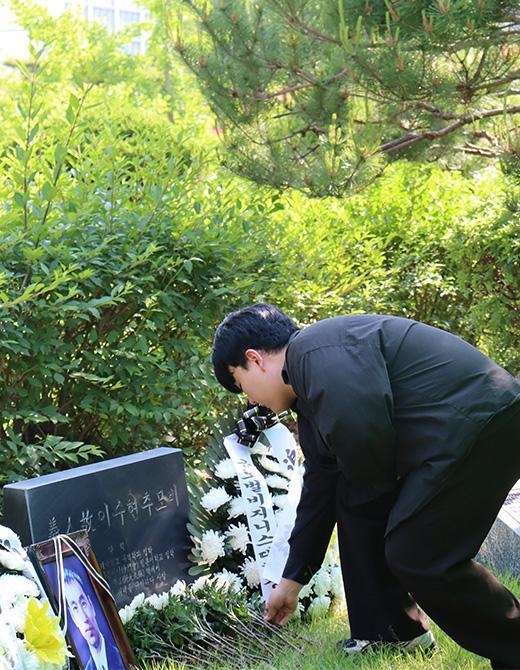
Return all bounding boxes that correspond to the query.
[0,0,517,507]
[0,31,282,495]
[267,163,519,373]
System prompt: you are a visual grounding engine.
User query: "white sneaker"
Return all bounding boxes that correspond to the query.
[338,630,436,655]
[398,630,436,652]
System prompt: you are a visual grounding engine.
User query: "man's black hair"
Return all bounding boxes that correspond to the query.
[212,303,298,393]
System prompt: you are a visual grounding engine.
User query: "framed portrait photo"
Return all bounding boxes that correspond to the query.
[29,531,136,670]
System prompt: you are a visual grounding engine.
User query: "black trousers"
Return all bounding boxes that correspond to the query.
[336,401,520,668]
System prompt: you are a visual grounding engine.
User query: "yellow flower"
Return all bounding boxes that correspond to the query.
[24,598,71,666]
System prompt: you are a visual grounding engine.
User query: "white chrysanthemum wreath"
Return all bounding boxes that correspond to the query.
[0,525,70,670]
[186,414,345,618]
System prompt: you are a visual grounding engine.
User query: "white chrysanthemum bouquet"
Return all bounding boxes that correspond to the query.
[120,576,305,666]
[0,525,70,670]
[186,416,345,618]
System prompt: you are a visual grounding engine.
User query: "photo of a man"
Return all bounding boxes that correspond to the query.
[63,566,125,670]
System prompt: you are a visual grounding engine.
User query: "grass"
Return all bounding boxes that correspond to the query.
[141,574,519,670]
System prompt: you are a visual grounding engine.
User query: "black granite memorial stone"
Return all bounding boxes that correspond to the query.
[478,480,520,578]
[2,447,192,607]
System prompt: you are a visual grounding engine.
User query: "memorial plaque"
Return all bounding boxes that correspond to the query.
[477,480,520,578]
[2,447,192,607]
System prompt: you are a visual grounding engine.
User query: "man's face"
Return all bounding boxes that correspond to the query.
[66,579,101,650]
[229,348,295,414]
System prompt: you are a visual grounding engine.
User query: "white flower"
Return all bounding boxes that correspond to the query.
[0,550,25,573]
[226,523,250,555]
[0,575,39,630]
[330,565,344,599]
[265,474,290,490]
[0,575,37,607]
[146,592,169,610]
[313,568,332,597]
[0,617,22,670]
[308,595,331,618]
[169,580,187,597]
[124,591,147,620]
[129,592,146,610]
[259,456,283,473]
[241,557,260,587]
[18,645,40,670]
[190,575,212,594]
[0,611,27,670]
[214,458,237,480]
[227,496,247,519]
[272,494,288,510]
[213,569,243,593]
[10,607,27,635]
[201,486,232,512]
[0,526,23,554]
[118,605,134,625]
[200,530,226,565]
[298,581,313,599]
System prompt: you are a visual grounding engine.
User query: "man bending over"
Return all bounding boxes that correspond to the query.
[211,303,520,669]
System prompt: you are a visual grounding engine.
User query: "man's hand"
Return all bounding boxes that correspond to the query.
[234,404,279,446]
[264,578,303,626]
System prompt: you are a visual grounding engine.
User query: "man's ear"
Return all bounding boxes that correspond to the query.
[244,349,264,367]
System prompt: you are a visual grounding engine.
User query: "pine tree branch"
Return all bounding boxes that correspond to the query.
[470,44,490,85]
[253,66,348,101]
[472,130,502,146]
[456,144,502,157]
[257,65,518,109]
[298,143,320,160]
[262,123,326,144]
[267,1,516,52]
[267,0,341,45]
[497,88,520,97]
[474,69,520,92]
[350,54,402,102]
[180,0,237,62]
[410,103,463,120]
[379,105,520,154]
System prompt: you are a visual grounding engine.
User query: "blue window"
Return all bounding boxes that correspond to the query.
[93,5,115,31]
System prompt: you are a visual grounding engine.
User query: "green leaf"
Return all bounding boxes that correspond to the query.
[69,93,80,111]
[65,105,76,125]
[14,192,26,207]
[41,182,56,201]
[187,522,202,539]
[54,144,66,163]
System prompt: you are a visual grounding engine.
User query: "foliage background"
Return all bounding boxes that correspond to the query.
[173,0,519,196]
[0,0,518,507]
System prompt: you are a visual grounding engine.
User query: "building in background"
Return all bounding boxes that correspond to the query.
[0,0,149,61]
[79,0,149,54]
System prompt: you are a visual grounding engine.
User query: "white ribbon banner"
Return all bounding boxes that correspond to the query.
[224,423,302,601]
[224,434,278,601]
[261,424,301,584]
